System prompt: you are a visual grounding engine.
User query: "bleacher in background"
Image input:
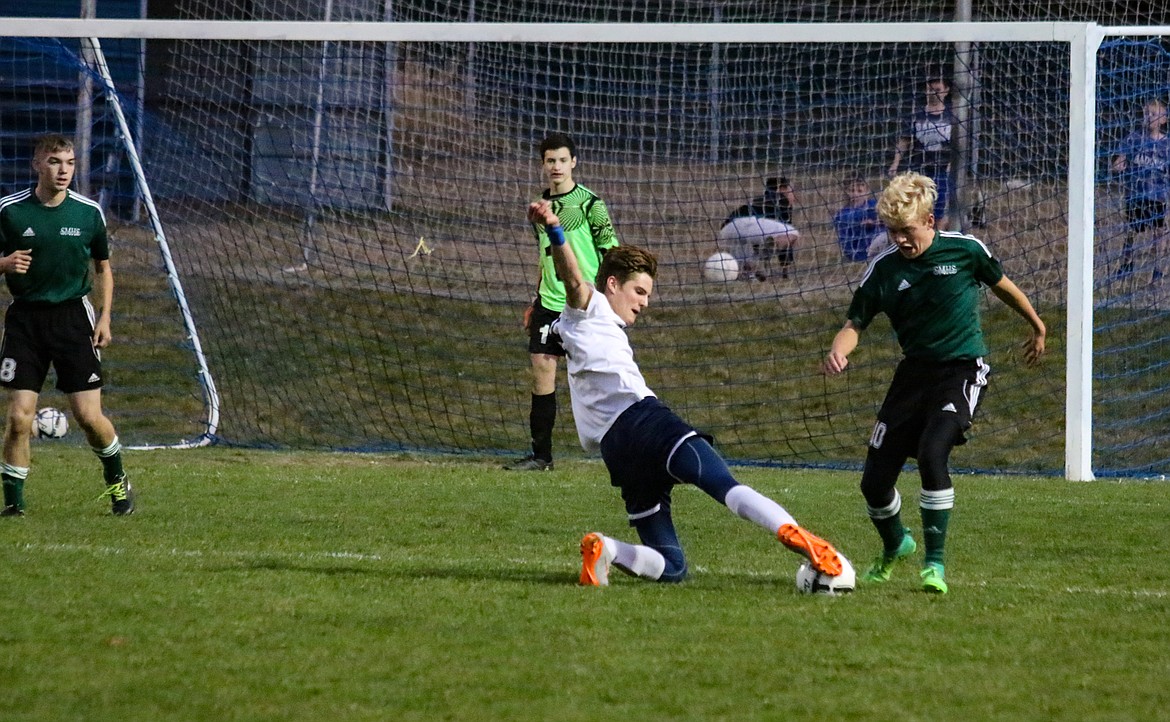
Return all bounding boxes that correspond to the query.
[0,0,144,211]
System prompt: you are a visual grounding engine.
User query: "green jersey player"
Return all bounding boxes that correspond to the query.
[823,172,1045,594]
[0,134,133,516]
[505,133,619,472]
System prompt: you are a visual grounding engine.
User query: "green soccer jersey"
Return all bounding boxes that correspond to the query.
[533,183,619,312]
[847,231,1005,361]
[0,188,109,304]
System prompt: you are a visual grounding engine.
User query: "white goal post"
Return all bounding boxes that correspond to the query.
[4,19,1108,479]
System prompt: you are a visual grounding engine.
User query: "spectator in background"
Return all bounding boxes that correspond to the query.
[832,175,880,262]
[1110,97,1170,282]
[888,75,955,228]
[717,176,800,280]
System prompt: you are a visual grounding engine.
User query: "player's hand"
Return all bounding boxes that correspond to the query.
[92,320,112,349]
[822,351,849,376]
[1022,330,1046,367]
[1,249,32,275]
[527,200,560,228]
[522,302,534,332]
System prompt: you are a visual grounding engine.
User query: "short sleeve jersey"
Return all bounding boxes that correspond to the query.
[533,184,619,312]
[1116,130,1170,202]
[904,109,956,175]
[847,231,1005,361]
[552,289,654,452]
[0,188,108,304]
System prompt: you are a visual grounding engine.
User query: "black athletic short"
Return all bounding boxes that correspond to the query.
[869,357,989,457]
[1126,198,1166,233]
[526,298,566,357]
[0,298,104,393]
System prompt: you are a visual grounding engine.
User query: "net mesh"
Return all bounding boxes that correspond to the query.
[3,2,1169,475]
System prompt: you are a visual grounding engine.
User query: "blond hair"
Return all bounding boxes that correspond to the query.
[877,172,938,227]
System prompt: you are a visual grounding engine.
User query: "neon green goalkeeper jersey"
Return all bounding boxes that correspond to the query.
[533,183,619,312]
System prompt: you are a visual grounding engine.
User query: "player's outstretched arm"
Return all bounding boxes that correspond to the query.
[527,201,592,311]
[990,276,1046,366]
[823,321,861,376]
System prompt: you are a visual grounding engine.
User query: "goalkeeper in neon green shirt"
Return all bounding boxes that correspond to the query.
[505,133,619,471]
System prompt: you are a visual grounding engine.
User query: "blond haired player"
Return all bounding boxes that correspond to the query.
[823,172,1045,593]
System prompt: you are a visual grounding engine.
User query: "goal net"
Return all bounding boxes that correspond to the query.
[0,35,215,448]
[5,13,1167,478]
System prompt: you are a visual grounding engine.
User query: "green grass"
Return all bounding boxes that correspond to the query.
[3,446,1167,721]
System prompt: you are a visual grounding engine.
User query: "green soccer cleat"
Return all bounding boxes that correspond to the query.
[861,532,917,583]
[920,562,948,594]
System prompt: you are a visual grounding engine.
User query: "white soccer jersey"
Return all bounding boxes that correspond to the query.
[552,288,654,452]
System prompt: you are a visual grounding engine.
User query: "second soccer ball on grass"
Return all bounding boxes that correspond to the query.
[703,251,739,282]
[34,407,68,439]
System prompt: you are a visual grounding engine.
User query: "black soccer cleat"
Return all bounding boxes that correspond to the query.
[102,476,135,516]
[503,454,554,472]
[0,504,25,517]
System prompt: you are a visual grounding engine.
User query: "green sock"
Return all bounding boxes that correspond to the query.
[921,507,951,567]
[2,474,25,510]
[94,438,125,484]
[871,513,908,555]
[867,491,908,555]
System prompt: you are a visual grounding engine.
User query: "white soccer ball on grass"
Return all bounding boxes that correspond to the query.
[703,251,739,282]
[795,554,856,595]
[34,407,68,439]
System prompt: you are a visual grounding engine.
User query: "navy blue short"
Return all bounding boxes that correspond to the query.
[599,397,712,518]
[1126,198,1166,233]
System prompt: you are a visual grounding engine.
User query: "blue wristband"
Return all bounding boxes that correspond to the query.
[548,225,566,246]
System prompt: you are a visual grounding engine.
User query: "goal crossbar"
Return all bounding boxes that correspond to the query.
[4,19,1096,44]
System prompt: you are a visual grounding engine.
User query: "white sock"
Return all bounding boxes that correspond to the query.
[868,489,902,519]
[724,484,796,534]
[609,536,666,580]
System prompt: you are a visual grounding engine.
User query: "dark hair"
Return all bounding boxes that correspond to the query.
[538,133,577,159]
[34,133,73,158]
[596,245,657,287]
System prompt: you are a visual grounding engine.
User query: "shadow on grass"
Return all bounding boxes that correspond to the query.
[218,558,575,586]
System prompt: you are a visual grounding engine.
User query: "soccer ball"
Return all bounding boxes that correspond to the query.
[703,251,739,282]
[795,554,856,595]
[34,407,68,439]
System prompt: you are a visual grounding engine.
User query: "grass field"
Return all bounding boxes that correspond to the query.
[3,445,1167,721]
